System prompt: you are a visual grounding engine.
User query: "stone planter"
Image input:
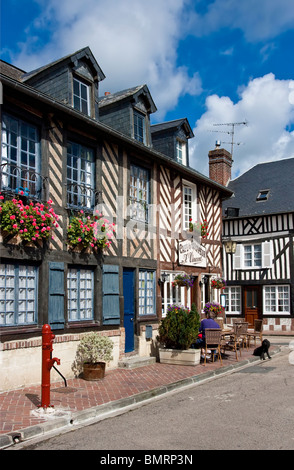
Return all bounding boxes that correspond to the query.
[159,348,201,366]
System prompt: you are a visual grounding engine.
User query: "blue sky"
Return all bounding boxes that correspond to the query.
[1,0,294,178]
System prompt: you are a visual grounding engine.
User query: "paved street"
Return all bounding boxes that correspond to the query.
[11,341,294,451]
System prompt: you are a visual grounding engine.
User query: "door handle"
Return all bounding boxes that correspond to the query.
[130,318,134,322]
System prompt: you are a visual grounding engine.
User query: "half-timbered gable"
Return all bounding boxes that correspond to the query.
[157,161,231,316]
[222,158,294,332]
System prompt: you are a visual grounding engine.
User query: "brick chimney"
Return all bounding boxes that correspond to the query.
[208,141,233,186]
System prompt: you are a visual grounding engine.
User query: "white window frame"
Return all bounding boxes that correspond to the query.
[1,113,41,196]
[182,180,197,231]
[176,140,187,165]
[263,285,290,315]
[223,286,242,315]
[67,267,94,321]
[0,263,38,326]
[161,271,190,317]
[133,110,146,144]
[139,270,156,316]
[73,77,90,116]
[129,164,150,223]
[234,241,272,270]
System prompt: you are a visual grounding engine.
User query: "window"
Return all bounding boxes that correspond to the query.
[73,78,90,115]
[244,244,262,268]
[224,287,241,314]
[67,268,94,321]
[256,190,269,201]
[182,181,196,231]
[1,113,40,196]
[161,272,190,317]
[176,140,187,165]
[129,164,150,222]
[133,111,146,143]
[0,263,38,326]
[264,285,290,314]
[67,141,95,208]
[139,270,156,316]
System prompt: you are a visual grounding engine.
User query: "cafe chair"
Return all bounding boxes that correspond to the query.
[247,319,263,347]
[238,322,249,351]
[204,329,223,366]
[215,317,224,330]
[224,323,243,361]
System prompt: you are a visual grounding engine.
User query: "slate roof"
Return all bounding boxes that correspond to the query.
[98,84,157,114]
[223,158,294,217]
[151,118,194,139]
[21,46,106,82]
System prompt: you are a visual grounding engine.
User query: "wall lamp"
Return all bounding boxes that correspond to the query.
[199,275,208,286]
[223,238,237,254]
[158,272,169,286]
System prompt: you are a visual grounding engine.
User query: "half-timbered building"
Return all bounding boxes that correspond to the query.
[0,47,232,390]
[211,145,294,332]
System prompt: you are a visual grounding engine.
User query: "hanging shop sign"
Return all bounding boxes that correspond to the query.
[178,239,207,267]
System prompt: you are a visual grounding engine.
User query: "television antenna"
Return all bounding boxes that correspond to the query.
[211,121,247,157]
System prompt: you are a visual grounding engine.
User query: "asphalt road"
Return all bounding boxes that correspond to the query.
[17,341,294,451]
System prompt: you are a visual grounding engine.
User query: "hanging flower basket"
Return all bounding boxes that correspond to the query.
[211,277,227,289]
[203,302,225,318]
[172,273,195,288]
[0,194,59,244]
[67,209,115,252]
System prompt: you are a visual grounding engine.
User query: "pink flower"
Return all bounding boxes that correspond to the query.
[10,215,16,220]
[12,224,18,229]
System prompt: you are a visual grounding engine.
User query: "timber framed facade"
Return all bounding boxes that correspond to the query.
[0,47,231,390]
[222,158,294,333]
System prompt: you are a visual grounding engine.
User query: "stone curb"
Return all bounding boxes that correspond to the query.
[0,346,281,449]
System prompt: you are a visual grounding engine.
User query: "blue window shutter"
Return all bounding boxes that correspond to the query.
[102,265,120,325]
[48,262,65,330]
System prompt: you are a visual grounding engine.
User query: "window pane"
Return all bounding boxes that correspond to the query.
[67,268,93,321]
[0,264,37,326]
[1,114,39,195]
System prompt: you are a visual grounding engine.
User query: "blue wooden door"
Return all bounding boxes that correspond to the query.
[123,268,135,353]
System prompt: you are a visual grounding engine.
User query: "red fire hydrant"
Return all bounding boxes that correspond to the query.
[41,324,60,408]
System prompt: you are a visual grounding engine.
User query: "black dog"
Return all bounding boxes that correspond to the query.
[253,339,271,360]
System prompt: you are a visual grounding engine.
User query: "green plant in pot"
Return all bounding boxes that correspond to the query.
[74,332,113,381]
[157,304,201,365]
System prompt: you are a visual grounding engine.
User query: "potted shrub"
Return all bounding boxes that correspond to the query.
[74,332,114,381]
[157,304,201,365]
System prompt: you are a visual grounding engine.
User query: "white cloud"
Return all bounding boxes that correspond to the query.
[189,0,294,42]
[190,74,294,178]
[11,0,202,119]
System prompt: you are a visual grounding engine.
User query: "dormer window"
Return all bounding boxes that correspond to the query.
[256,189,269,201]
[133,111,146,144]
[73,77,90,115]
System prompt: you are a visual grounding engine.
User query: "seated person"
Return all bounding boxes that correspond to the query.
[194,313,220,350]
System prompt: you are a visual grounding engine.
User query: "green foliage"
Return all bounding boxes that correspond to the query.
[76,332,114,364]
[157,303,200,350]
[67,210,115,251]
